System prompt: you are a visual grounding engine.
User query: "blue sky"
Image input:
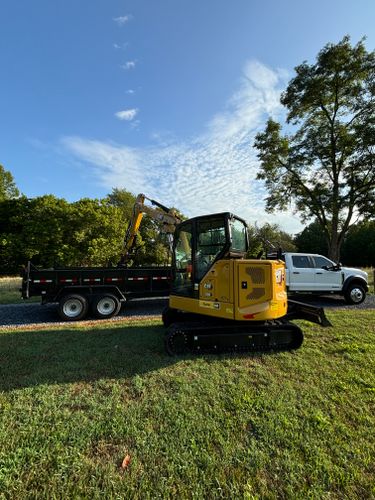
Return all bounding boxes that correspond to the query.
[1,0,374,233]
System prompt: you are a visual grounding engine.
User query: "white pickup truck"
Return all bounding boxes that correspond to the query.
[283,253,368,304]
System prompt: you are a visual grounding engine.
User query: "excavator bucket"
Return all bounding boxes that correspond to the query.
[286,299,332,327]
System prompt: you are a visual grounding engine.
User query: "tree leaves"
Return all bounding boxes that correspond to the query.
[254,37,375,260]
[0,164,20,201]
[0,188,176,273]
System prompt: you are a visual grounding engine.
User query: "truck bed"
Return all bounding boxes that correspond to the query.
[21,262,172,303]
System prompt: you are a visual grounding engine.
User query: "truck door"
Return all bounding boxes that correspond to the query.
[288,254,316,291]
[311,255,343,291]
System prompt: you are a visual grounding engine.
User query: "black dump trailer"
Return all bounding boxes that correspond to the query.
[21,261,172,321]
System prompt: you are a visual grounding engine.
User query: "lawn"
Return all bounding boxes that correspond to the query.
[0,277,38,304]
[0,312,374,498]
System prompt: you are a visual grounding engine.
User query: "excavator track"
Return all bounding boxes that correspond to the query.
[165,321,303,356]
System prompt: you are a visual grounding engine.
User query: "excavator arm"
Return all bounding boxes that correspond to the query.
[119,193,181,265]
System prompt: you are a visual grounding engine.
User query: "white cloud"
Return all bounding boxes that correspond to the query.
[126,89,135,94]
[113,42,129,50]
[62,60,303,233]
[121,61,136,70]
[115,108,138,121]
[113,15,132,26]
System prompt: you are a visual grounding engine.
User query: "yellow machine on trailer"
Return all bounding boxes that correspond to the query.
[162,211,331,355]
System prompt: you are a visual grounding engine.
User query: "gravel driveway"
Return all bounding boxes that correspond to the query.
[0,297,169,328]
[0,294,374,329]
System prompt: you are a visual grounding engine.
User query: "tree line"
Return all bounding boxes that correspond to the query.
[0,179,374,275]
[0,185,173,274]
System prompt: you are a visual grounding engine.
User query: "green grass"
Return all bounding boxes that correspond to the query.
[363,267,374,293]
[0,312,374,498]
[0,277,22,304]
[0,277,39,304]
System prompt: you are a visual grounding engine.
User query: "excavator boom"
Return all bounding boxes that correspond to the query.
[119,193,181,265]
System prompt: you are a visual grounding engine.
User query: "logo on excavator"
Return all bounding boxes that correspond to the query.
[275,269,284,284]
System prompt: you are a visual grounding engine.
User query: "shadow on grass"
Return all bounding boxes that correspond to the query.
[0,324,178,392]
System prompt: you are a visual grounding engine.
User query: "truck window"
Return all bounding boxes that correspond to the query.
[292,255,313,268]
[312,256,334,268]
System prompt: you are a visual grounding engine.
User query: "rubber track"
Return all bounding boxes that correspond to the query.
[165,321,303,356]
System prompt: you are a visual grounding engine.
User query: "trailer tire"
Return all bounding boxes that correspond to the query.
[58,294,89,321]
[92,294,121,319]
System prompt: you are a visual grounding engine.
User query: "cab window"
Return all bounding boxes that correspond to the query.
[230,218,247,252]
[292,255,313,268]
[196,218,226,280]
[172,224,193,295]
[312,256,334,268]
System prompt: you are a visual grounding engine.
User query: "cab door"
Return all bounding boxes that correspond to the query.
[288,254,316,291]
[311,255,343,291]
[171,222,194,297]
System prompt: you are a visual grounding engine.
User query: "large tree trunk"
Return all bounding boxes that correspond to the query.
[327,232,341,262]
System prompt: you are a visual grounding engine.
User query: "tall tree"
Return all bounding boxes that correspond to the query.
[294,220,328,256]
[341,220,375,266]
[254,37,375,261]
[0,164,19,201]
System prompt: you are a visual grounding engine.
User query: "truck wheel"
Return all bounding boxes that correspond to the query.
[344,284,366,305]
[92,294,121,319]
[58,294,89,321]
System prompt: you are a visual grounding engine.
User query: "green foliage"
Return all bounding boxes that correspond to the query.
[0,164,19,201]
[294,220,329,256]
[107,188,172,266]
[0,188,175,274]
[341,220,375,266]
[295,219,375,266]
[254,37,375,261]
[0,195,124,273]
[247,222,296,257]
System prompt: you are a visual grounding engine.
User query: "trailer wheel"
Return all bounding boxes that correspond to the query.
[92,294,121,319]
[58,294,89,321]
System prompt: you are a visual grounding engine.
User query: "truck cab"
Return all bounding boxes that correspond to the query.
[283,252,368,304]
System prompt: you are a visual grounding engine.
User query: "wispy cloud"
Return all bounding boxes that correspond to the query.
[113,42,129,50]
[115,108,138,121]
[62,60,302,232]
[125,89,135,95]
[113,15,132,26]
[121,60,136,70]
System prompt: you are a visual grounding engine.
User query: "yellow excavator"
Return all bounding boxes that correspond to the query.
[162,211,331,355]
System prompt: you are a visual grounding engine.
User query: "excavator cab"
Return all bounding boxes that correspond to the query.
[171,212,248,298]
[163,211,331,355]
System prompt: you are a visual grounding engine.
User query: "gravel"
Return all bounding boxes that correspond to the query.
[0,297,169,329]
[0,295,373,329]
[288,293,375,310]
